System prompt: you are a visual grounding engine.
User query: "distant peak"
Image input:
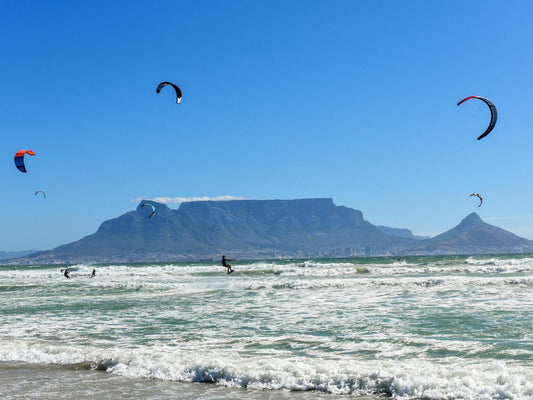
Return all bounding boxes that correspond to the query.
[459,212,482,225]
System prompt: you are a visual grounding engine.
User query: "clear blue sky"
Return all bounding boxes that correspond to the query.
[2,0,533,250]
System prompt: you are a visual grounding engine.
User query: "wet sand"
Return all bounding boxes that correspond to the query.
[0,363,383,400]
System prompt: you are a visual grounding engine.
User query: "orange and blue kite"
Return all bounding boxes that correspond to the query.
[14,150,36,173]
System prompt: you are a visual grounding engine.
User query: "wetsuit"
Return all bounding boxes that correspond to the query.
[221,255,235,274]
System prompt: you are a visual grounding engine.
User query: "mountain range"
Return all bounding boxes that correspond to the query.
[0,250,38,261]
[6,198,533,264]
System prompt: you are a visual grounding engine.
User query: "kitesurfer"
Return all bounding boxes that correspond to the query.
[89,268,96,278]
[221,255,236,274]
[63,268,71,279]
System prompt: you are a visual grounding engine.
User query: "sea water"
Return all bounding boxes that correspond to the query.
[0,255,532,399]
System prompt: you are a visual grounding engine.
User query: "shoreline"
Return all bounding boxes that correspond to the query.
[0,362,384,400]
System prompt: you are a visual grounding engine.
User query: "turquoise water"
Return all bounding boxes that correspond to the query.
[0,255,532,398]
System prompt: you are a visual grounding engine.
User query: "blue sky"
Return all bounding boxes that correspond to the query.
[2,1,533,250]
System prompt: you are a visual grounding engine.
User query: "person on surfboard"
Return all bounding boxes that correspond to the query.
[89,268,96,278]
[221,255,236,274]
[63,268,71,279]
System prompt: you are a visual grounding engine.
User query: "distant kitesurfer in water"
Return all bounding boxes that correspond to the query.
[63,268,71,279]
[89,268,96,278]
[221,255,236,274]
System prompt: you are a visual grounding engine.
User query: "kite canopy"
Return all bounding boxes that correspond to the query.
[469,193,483,207]
[141,203,156,219]
[35,190,46,199]
[14,150,36,173]
[156,82,182,104]
[457,96,497,140]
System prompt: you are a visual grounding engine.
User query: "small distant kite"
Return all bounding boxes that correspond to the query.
[35,190,46,199]
[156,82,182,104]
[14,150,36,173]
[141,203,156,218]
[457,96,497,140]
[469,193,483,207]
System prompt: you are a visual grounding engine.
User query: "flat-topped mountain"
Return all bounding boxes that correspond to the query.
[11,198,412,264]
[7,201,533,265]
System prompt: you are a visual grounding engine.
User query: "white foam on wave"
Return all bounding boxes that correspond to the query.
[246,278,356,291]
[391,260,409,266]
[1,339,532,399]
[6,258,529,286]
[273,267,363,277]
[245,274,533,293]
[465,256,533,271]
[368,261,533,276]
[2,264,532,304]
[2,257,532,399]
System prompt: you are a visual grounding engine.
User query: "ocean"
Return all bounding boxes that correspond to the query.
[0,255,532,399]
